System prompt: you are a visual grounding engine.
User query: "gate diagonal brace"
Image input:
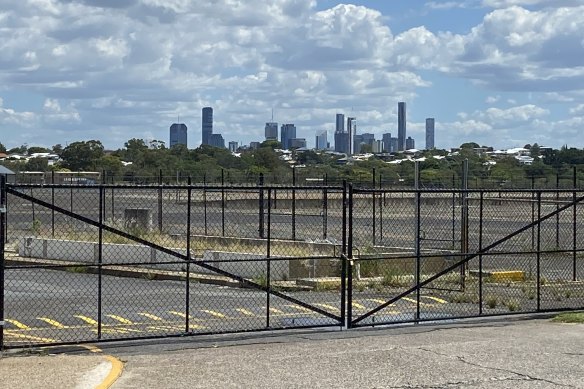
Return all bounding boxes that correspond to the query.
[7,187,341,322]
[352,192,584,325]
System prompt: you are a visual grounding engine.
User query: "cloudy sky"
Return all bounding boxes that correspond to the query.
[1,0,583,151]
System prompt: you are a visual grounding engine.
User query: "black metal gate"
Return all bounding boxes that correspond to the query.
[347,186,584,328]
[0,178,346,349]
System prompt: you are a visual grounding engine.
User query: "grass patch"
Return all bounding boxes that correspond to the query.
[485,295,498,309]
[552,312,584,323]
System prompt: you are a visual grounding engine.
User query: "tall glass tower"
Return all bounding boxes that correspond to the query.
[425,118,435,150]
[202,107,213,146]
[169,123,187,148]
[398,102,406,151]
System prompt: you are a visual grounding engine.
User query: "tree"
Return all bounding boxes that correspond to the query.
[25,157,49,171]
[0,142,6,153]
[460,142,480,149]
[27,146,50,155]
[8,144,28,154]
[60,140,105,171]
[52,144,63,155]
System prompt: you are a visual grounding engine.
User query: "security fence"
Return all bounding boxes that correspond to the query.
[1,177,584,349]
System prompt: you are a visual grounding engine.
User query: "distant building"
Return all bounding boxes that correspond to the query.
[373,140,383,154]
[398,102,406,151]
[209,133,225,149]
[280,124,296,149]
[228,141,238,152]
[250,141,261,150]
[202,107,213,146]
[353,134,363,154]
[169,123,187,148]
[265,122,278,141]
[361,133,375,147]
[390,137,399,153]
[289,138,307,149]
[347,117,357,156]
[425,118,435,150]
[335,132,351,155]
[315,130,328,150]
[406,136,415,150]
[382,133,392,153]
[335,114,345,133]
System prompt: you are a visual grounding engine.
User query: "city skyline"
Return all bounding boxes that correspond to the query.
[1,2,583,150]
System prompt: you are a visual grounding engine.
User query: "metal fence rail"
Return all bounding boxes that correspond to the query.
[1,179,584,349]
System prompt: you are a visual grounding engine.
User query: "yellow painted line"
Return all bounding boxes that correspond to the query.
[236,308,255,316]
[95,355,124,389]
[201,309,226,319]
[367,298,395,306]
[402,297,433,307]
[5,319,31,330]
[287,304,313,313]
[314,303,339,312]
[37,317,67,329]
[75,315,98,326]
[147,325,183,331]
[422,296,448,304]
[138,313,164,321]
[269,308,284,314]
[4,330,56,343]
[352,302,366,310]
[188,324,206,330]
[106,315,134,325]
[169,311,189,319]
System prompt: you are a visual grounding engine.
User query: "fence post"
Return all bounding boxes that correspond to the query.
[537,191,542,311]
[346,183,354,328]
[221,169,225,237]
[292,167,296,240]
[341,180,347,328]
[203,174,207,236]
[556,172,560,249]
[258,173,265,239]
[415,189,421,323]
[97,184,104,340]
[322,174,327,240]
[460,159,469,291]
[573,166,577,282]
[266,188,272,329]
[478,191,484,315]
[372,168,376,245]
[186,177,191,333]
[158,169,163,232]
[379,173,383,243]
[0,175,6,349]
[51,171,55,238]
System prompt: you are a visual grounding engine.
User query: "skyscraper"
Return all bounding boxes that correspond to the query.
[335,113,345,133]
[228,141,238,152]
[209,133,225,149]
[281,124,296,150]
[169,123,187,148]
[315,130,328,150]
[406,136,415,150]
[398,102,406,151]
[265,122,278,141]
[202,107,213,145]
[347,117,356,156]
[382,133,392,153]
[425,118,435,150]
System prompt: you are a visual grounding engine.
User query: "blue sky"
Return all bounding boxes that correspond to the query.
[1,0,583,151]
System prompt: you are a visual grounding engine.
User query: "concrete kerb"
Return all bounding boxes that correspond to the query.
[4,254,312,291]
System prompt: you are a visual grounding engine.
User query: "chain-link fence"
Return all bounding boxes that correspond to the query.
[2,177,584,348]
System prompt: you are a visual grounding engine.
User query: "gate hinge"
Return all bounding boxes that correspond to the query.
[0,206,5,213]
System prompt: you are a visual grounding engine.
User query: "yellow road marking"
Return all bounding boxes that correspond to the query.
[75,315,98,326]
[314,303,339,312]
[188,323,206,330]
[269,308,284,314]
[37,317,67,329]
[402,297,433,307]
[5,319,30,330]
[421,296,448,304]
[367,298,395,306]
[106,315,134,325]
[352,302,366,310]
[236,308,255,316]
[169,311,189,318]
[95,355,124,389]
[4,330,56,343]
[138,313,164,321]
[286,304,313,313]
[201,309,226,318]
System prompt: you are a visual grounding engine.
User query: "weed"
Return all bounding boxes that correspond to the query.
[552,312,584,323]
[565,290,572,299]
[505,299,520,312]
[65,266,88,274]
[486,296,498,309]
